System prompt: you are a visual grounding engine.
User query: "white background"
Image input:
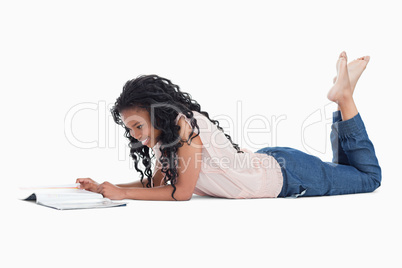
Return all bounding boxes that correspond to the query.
[1,0,401,267]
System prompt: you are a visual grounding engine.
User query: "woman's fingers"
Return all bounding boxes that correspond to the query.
[76,178,101,191]
[97,183,104,194]
[97,182,110,196]
[76,178,92,184]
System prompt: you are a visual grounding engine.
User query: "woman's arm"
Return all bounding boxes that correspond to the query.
[115,180,147,188]
[99,117,202,201]
[116,162,164,188]
[121,184,189,201]
[78,162,164,192]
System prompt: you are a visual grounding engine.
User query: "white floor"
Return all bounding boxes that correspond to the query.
[3,185,399,268]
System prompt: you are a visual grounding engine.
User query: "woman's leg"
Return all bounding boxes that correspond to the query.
[328,112,382,195]
[273,112,381,197]
[274,52,381,197]
[330,53,370,165]
[326,52,381,194]
[330,110,349,165]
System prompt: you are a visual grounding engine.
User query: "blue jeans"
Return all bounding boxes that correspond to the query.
[255,112,382,197]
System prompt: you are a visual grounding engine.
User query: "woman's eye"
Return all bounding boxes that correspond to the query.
[137,125,143,129]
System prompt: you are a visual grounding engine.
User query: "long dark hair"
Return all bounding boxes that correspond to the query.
[111,74,242,200]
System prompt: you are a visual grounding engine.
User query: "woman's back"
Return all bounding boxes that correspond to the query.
[153,111,283,199]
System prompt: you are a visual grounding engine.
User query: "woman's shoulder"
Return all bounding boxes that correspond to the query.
[175,110,202,119]
[176,113,197,137]
[175,111,208,126]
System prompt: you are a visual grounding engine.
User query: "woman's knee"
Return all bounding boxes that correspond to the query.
[369,168,382,191]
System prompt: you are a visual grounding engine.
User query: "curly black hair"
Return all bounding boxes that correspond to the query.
[111,74,242,200]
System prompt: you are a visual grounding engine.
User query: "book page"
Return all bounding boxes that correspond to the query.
[21,184,127,210]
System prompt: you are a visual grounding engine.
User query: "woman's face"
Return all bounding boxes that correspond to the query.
[121,108,161,148]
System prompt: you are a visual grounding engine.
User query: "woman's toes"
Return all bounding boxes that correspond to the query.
[337,54,348,75]
[356,55,370,62]
[340,51,347,61]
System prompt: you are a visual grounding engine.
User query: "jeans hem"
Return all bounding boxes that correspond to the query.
[336,113,365,138]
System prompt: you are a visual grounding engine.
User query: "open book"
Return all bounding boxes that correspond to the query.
[21,184,127,210]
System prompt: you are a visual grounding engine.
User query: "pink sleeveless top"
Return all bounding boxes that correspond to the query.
[152,111,283,199]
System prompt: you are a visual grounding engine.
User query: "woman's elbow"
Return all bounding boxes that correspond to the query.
[174,190,193,201]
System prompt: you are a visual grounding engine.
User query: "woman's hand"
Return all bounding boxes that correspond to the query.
[76,178,100,193]
[96,181,126,200]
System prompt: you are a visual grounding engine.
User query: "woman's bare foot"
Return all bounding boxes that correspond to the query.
[333,55,370,93]
[328,52,353,103]
[328,51,358,120]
